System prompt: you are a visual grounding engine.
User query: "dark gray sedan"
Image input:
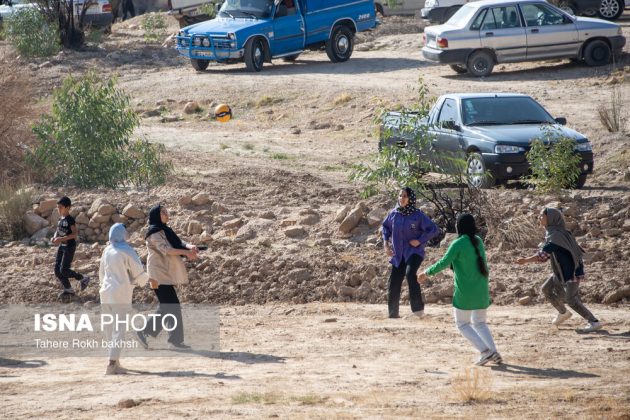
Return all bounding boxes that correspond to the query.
[380,93,594,188]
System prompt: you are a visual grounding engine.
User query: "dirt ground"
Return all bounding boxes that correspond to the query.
[1,9,630,419]
[2,304,629,418]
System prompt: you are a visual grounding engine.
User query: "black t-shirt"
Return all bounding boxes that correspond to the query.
[56,215,76,248]
[539,242,584,282]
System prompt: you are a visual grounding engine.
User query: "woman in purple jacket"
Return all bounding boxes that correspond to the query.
[382,187,440,319]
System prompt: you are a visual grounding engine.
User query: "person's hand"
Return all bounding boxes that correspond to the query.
[149,279,159,289]
[515,257,527,265]
[409,239,421,247]
[190,245,199,253]
[417,273,428,284]
[52,237,62,245]
[384,244,393,257]
[186,249,198,261]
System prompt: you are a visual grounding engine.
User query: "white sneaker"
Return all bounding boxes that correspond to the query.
[552,311,572,326]
[404,310,425,319]
[106,363,128,375]
[576,321,603,333]
[475,350,495,366]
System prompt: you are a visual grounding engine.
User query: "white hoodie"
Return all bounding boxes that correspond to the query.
[99,246,149,304]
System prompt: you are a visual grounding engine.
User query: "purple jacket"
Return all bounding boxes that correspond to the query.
[382,209,440,267]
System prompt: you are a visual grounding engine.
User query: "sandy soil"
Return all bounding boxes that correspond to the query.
[2,304,629,419]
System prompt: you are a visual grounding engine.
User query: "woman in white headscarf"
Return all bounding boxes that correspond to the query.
[99,223,149,375]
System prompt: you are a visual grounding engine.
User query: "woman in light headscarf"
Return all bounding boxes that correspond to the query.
[99,223,149,375]
[516,207,602,333]
[136,204,198,350]
[381,187,440,319]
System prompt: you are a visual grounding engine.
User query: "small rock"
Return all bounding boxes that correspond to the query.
[259,211,276,219]
[88,198,110,217]
[31,227,50,241]
[179,194,193,206]
[39,61,52,69]
[117,399,138,409]
[183,101,201,114]
[518,296,532,305]
[291,128,301,135]
[335,205,351,223]
[339,203,366,234]
[98,204,117,216]
[338,285,356,298]
[141,109,161,118]
[602,285,630,304]
[284,226,306,238]
[35,199,57,217]
[187,220,203,235]
[111,214,128,224]
[299,213,319,226]
[191,192,210,206]
[223,218,244,230]
[324,318,337,323]
[234,226,256,243]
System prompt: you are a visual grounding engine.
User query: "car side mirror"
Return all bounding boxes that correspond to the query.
[443,120,461,131]
[555,117,567,125]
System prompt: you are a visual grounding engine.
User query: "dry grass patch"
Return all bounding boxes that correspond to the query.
[291,394,329,406]
[599,87,626,133]
[0,183,34,240]
[256,96,284,108]
[231,391,281,405]
[451,367,492,403]
[333,93,353,106]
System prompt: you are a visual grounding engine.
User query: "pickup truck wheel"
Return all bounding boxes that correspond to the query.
[598,0,624,20]
[583,40,611,66]
[326,25,354,63]
[574,174,588,189]
[449,64,468,74]
[245,37,265,72]
[282,53,301,62]
[466,152,495,189]
[467,50,494,77]
[191,59,209,71]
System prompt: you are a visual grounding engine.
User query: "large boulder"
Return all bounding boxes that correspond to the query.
[191,193,210,206]
[339,203,366,233]
[24,212,49,235]
[48,208,61,228]
[35,199,57,218]
[98,204,117,216]
[88,198,110,217]
[122,204,145,219]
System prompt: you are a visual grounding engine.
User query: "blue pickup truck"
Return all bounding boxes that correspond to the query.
[175,0,377,72]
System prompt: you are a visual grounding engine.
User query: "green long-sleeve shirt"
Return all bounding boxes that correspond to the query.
[425,235,491,310]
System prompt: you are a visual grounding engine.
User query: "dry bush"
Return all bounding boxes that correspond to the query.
[451,367,492,403]
[482,195,540,249]
[598,87,626,133]
[0,50,36,183]
[333,92,353,106]
[0,184,34,240]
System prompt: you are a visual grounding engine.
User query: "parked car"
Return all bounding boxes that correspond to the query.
[374,0,425,16]
[379,93,594,188]
[0,0,113,28]
[422,0,625,77]
[422,0,625,23]
[176,0,378,72]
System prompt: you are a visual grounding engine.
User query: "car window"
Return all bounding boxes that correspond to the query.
[470,9,487,30]
[462,97,556,126]
[520,3,566,26]
[437,99,458,126]
[480,6,521,30]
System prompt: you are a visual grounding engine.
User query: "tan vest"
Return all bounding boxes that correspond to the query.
[146,231,189,286]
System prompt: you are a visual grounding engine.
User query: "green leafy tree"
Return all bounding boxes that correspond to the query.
[142,13,167,43]
[29,72,172,189]
[4,8,60,57]
[525,128,582,193]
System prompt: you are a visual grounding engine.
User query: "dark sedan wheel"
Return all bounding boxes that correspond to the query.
[449,64,468,74]
[466,152,495,189]
[598,0,624,20]
[467,50,494,77]
[191,59,209,71]
[583,40,611,66]
[245,37,265,72]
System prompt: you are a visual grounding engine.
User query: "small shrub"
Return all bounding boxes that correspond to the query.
[29,72,170,190]
[4,7,60,57]
[598,87,626,133]
[231,392,279,405]
[256,96,283,107]
[142,13,167,43]
[85,28,106,45]
[333,93,353,106]
[0,184,34,240]
[525,129,582,193]
[451,367,492,403]
[219,143,230,150]
[270,152,289,160]
[243,143,254,151]
[198,1,218,18]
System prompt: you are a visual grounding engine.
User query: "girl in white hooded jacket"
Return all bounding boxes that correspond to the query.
[99,223,149,375]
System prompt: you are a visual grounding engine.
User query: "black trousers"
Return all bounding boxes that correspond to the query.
[122,0,135,20]
[54,245,83,289]
[143,285,184,345]
[388,254,424,318]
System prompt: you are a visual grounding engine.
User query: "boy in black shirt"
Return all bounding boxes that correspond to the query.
[52,197,90,298]
[516,207,602,333]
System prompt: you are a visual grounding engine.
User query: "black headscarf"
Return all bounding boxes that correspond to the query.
[145,204,187,250]
[396,187,419,216]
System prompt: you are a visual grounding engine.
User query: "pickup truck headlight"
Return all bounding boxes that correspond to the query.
[228,32,236,40]
[495,145,525,154]
[202,38,210,47]
[193,37,202,46]
[575,142,592,152]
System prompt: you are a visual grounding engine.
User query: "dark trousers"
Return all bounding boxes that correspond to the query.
[54,245,82,289]
[388,254,424,318]
[143,285,184,345]
[541,275,597,322]
[122,0,135,20]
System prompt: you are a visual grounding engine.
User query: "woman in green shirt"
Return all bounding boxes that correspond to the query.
[418,214,502,366]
